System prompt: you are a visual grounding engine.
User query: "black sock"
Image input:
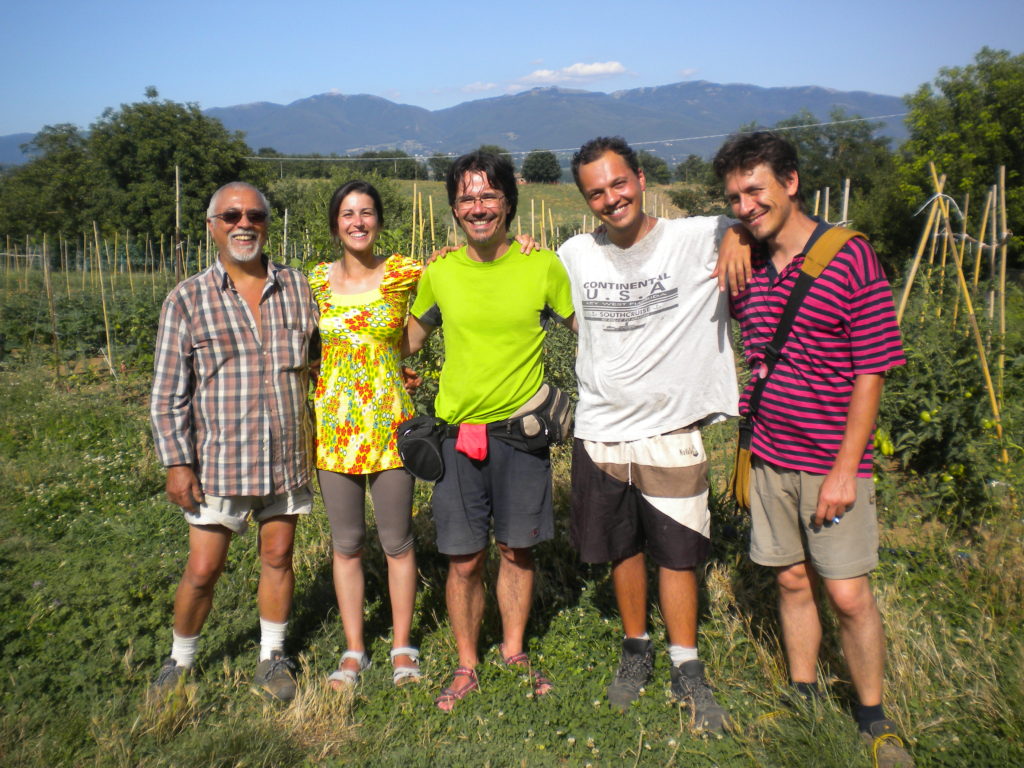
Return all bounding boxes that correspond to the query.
[855,703,886,732]
[791,681,820,700]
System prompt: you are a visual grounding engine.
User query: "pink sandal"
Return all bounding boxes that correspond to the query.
[501,647,553,696]
[435,667,479,712]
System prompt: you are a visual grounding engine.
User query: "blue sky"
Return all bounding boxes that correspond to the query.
[2,0,1021,136]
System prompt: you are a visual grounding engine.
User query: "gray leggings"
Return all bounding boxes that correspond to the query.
[318,468,414,557]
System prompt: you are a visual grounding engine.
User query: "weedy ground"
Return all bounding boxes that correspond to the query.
[0,356,1020,767]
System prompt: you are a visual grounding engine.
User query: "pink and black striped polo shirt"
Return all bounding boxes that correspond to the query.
[730,224,906,477]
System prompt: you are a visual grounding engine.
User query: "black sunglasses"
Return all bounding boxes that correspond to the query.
[209,208,269,225]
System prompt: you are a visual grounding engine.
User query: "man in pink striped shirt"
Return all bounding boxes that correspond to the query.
[714,133,913,767]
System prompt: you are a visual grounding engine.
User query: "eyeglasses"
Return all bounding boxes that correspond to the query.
[454,193,505,210]
[209,208,269,225]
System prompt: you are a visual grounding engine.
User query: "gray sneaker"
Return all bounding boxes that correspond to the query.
[149,657,189,696]
[670,659,730,734]
[861,719,914,767]
[607,638,653,711]
[254,651,297,701]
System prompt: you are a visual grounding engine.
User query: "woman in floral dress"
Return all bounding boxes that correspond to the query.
[309,180,422,687]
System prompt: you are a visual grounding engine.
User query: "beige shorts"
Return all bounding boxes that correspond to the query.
[749,459,878,580]
[184,483,313,535]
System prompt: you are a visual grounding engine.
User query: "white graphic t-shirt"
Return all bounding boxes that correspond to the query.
[559,216,740,442]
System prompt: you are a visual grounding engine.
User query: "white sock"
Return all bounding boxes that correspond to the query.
[170,630,199,668]
[668,644,699,666]
[259,617,288,661]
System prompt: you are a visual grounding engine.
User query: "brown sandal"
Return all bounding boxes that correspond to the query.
[501,647,553,696]
[435,667,479,712]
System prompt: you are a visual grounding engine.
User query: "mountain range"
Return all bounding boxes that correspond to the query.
[1,80,907,167]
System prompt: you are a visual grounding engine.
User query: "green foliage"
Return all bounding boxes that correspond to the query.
[88,98,256,239]
[899,47,1024,262]
[266,172,413,269]
[427,153,454,182]
[876,283,1022,527]
[521,150,562,183]
[637,150,671,184]
[676,154,715,185]
[0,93,262,243]
[0,125,93,237]
[353,150,426,180]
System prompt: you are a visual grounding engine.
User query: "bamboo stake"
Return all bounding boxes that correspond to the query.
[418,191,426,261]
[951,193,969,327]
[540,198,547,250]
[62,235,72,299]
[428,195,436,253]
[933,181,1008,465]
[548,208,555,250]
[996,166,1008,419]
[972,188,994,289]
[81,233,88,290]
[987,190,997,322]
[823,188,830,223]
[812,190,821,217]
[93,222,116,378]
[840,179,850,224]
[410,182,418,258]
[530,198,535,238]
[41,234,64,386]
[174,165,182,281]
[896,173,945,324]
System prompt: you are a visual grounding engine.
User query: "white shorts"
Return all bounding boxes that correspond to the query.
[183,483,313,535]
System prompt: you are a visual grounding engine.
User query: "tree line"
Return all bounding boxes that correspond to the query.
[0,48,1020,268]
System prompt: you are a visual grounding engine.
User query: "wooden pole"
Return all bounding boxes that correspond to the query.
[841,178,851,224]
[896,173,945,325]
[951,193,969,327]
[933,181,1008,465]
[530,198,536,238]
[93,222,116,378]
[429,195,436,253]
[174,165,182,281]
[972,188,994,289]
[42,234,64,386]
[812,190,821,217]
[996,166,1008,417]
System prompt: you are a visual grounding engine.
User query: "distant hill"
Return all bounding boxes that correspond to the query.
[207,82,906,160]
[0,133,35,167]
[1,81,907,166]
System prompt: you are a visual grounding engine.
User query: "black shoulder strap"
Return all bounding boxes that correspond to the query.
[746,227,865,417]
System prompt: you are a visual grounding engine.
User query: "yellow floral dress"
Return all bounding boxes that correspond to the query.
[309,255,422,474]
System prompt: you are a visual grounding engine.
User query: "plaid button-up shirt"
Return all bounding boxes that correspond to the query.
[150,257,319,498]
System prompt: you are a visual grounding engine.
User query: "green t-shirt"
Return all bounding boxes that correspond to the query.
[411,242,574,424]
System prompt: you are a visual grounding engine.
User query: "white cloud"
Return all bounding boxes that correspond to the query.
[519,61,627,85]
[677,68,699,78]
[461,81,499,94]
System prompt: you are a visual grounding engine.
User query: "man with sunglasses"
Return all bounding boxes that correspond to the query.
[403,150,574,711]
[149,182,319,701]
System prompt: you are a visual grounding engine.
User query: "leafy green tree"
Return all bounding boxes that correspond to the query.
[0,124,94,237]
[87,96,255,238]
[428,153,454,181]
[675,154,713,185]
[771,108,893,201]
[521,150,561,183]
[899,47,1023,259]
[355,150,424,180]
[637,151,671,184]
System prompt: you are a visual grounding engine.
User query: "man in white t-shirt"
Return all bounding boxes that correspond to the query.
[559,136,742,731]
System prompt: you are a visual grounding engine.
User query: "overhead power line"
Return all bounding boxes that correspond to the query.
[245,112,909,163]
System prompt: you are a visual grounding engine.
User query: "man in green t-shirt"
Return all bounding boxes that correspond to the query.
[404,150,575,711]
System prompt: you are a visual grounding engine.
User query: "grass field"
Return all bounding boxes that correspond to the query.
[0,347,1021,766]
